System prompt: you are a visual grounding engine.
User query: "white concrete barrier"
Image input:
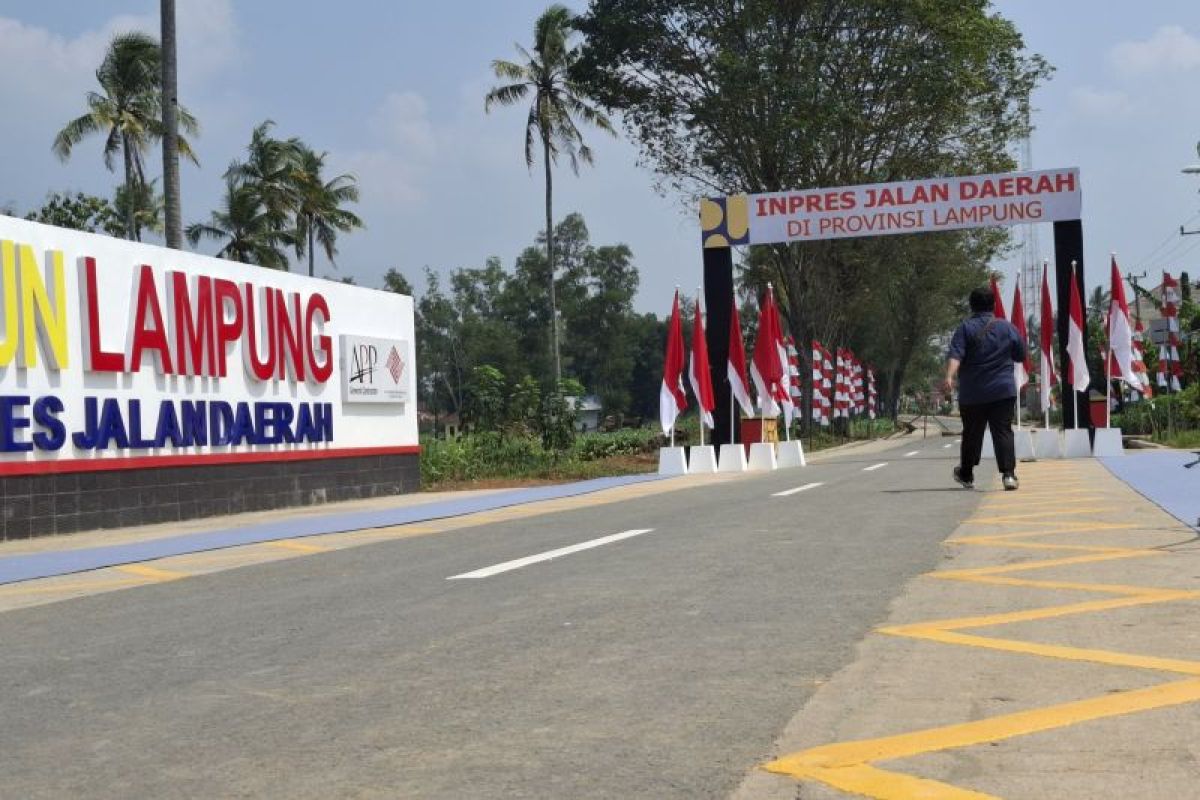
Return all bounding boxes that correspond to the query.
[688,445,718,473]
[776,440,806,468]
[1092,428,1124,457]
[1062,429,1092,459]
[1033,428,1062,459]
[747,442,777,471]
[717,444,747,472]
[657,446,688,475]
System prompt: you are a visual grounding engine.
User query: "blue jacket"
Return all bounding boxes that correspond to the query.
[947,313,1026,406]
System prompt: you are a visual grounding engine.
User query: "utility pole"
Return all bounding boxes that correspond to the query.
[1125,270,1147,329]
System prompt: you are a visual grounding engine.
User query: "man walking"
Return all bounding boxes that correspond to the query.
[944,286,1027,491]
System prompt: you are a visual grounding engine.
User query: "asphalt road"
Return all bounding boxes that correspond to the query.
[0,435,980,799]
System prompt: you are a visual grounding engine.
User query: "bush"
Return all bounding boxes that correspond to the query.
[1113,385,1200,437]
[574,428,661,461]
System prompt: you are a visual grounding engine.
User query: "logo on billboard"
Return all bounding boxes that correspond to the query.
[340,335,408,403]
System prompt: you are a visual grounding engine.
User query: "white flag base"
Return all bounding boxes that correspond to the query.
[1014,429,1035,460]
[1032,428,1062,459]
[747,442,778,471]
[688,445,718,474]
[1062,429,1092,459]
[1092,428,1124,457]
[980,430,995,459]
[718,444,748,472]
[776,440,807,468]
[657,446,688,476]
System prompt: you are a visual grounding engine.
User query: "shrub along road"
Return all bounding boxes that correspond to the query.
[0,436,979,798]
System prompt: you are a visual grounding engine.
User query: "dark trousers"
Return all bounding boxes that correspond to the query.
[960,397,1016,479]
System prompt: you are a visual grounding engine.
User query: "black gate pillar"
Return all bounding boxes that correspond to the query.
[1052,219,1090,430]
[704,246,735,447]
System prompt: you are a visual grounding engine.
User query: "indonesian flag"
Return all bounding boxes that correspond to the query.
[776,325,796,428]
[990,275,1008,321]
[821,344,834,426]
[750,285,785,417]
[1066,262,1090,392]
[727,298,755,418]
[833,349,847,419]
[1039,262,1058,412]
[1010,278,1032,390]
[659,289,687,435]
[1107,256,1140,385]
[688,297,715,429]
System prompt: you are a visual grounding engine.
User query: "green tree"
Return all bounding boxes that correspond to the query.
[113,178,164,241]
[25,192,125,237]
[485,3,615,383]
[576,0,1050,421]
[185,175,292,269]
[382,267,415,296]
[464,365,508,432]
[52,32,198,239]
[226,121,303,234]
[291,146,363,277]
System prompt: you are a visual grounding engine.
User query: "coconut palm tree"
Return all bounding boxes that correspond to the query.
[485,4,615,383]
[161,0,182,248]
[185,176,292,270]
[291,146,363,277]
[226,120,303,234]
[113,178,164,242]
[52,31,199,239]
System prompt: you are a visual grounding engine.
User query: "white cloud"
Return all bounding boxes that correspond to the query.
[1110,25,1200,75]
[1069,86,1133,116]
[369,91,437,160]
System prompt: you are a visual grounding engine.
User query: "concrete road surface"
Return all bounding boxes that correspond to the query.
[0,437,977,799]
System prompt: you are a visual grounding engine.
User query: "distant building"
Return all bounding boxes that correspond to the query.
[568,395,604,432]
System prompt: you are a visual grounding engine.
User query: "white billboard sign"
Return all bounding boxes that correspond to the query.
[701,167,1081,248]
[0,215,418,476]
[340,334,410,404]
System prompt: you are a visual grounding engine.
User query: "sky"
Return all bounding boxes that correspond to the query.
[1,1,1199,313]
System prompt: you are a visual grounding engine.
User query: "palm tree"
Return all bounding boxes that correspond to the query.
[290,146,363,277]
[113,178,164,242]
[485,4,615,382]
[161,0,182,248]
[52,31,199,239]
[185,176,292,270]
[226,121,303,234]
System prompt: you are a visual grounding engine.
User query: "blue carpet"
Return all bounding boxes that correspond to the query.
[0,473,665,586]
[1101,452,1200,531]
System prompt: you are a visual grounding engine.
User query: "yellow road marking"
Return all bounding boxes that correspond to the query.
[766,678,1200,774]
[764,461,1200,797]
[266,539,329,554]
[0,578,145,596]
[114,564,188,581]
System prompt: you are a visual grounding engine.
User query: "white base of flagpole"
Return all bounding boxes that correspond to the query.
[1014,429,1035,460]
[718,443,748,472]
[747,442,777,471]
[1032,428,1062,459]
[776,440,806,468]
[980,430,995,459]
[1092,428,1124,457]
[657,446,688,476]
[1062,429,1092,459]
[687,445,718,474]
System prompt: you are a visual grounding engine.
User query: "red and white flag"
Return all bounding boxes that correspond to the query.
[833,349,848,419]
[811,341,826,424]
[1107,256,1140,386]
[1157,272,1183,392]
[1132,321,1152,396]
[750,285,786,417]
[990,275,1008,321]
[1039,262,1058,412]
[659,289,687,435]
[727,298,755,418]
[867,366,878,420]
[1010,278,1033,390]
[820,343,834,426]
[1066,263,1090,393]
[688,296,715,429]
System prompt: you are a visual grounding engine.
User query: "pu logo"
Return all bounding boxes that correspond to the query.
[349,343,378,385]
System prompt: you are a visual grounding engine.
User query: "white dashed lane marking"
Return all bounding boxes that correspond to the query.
[447,529,655,579]
[772,482,824,497]
[863,463,888,472]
